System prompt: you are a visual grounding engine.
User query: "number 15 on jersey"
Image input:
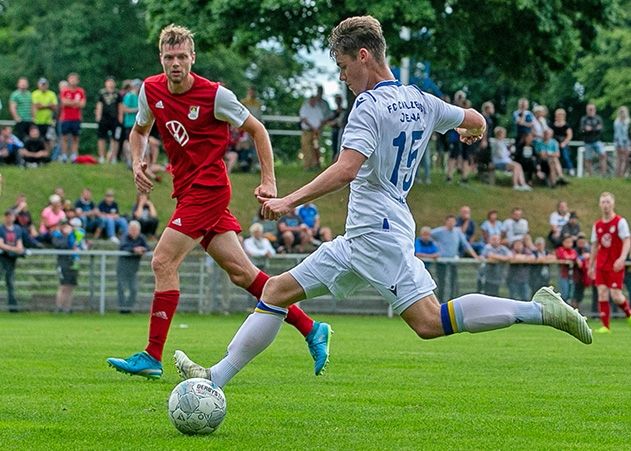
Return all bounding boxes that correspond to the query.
[389,130,424,193]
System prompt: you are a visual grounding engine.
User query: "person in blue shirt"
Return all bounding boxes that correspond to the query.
[296,202,332,245]
[0,209,24,312]
[415,226,439,264]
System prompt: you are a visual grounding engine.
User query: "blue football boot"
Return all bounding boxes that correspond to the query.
[305,322,332,376]
[107,351,163,379]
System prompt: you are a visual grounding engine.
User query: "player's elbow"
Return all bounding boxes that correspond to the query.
[460,109,486,132]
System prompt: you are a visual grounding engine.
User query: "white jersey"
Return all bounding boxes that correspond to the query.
[341,80,464,239]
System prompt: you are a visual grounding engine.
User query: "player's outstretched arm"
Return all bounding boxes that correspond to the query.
[130,123,153,194]
[258,148,366,220]
[240,115,276,198]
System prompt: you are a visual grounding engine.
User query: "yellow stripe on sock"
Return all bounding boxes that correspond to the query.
[447,301,458,333]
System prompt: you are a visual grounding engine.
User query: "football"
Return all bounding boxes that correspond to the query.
[167,378,227,435]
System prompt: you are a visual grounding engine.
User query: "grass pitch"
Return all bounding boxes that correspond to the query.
[1,313,629,450]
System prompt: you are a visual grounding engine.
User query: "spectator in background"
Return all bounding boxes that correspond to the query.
[74,188,102,238]
[503,207,529,245]
[98,189,128,244]
[537,128,567,187]
[446,97,471,184]
[314,85,332,121]
[252,205,278,243]
[38,194,66,244]
[0,209,24,312]
[507,239,534,301]
[481,234,512,296]
[480,210,503,244]
[243,223,276,259]
[52,220,79,313]
[531,105,549,142]
[480,101,495,151]
[580,103,606,176]
[512,97,534,141]
[0,126,23,165]
[551,108,574,176]
[561,211,581,243]
[329,94,345,162]
[456,205,481,253]
[432,215,479,303]
[556,233,578,303]
[299,95,325,171]
[95,76,122,164]
[31,78,57,153]
[491,127,531,191]
[548,200,570,247]
[20,125,50,166]
[59,73,86,163]
[11,194,40,248]
[132,193,159,239]
[117,220,149,314]
[9,77,33,140]
[240,86,263,120]
[614,106,629,178]
[530,236,553,292]
[276,208,311,254]
[296,202,332,245]
[120,79,141,167]
[514,132,541,184]
[574,232,594,309]
[414,226,439,264]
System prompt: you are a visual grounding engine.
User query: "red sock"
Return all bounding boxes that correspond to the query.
[598,300,610,329]
[145,290,179,361]
[617,299,631,318]
[247,270,314,337]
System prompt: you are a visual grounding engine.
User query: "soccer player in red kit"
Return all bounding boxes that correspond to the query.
[588,192,631,333]
[107,25,331,379]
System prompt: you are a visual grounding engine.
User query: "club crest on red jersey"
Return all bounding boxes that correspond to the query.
[188,105,200,120]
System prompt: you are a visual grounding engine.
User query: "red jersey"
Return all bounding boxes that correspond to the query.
[141,73,245,198]
[59,87,85,121]
[593,215,628,270]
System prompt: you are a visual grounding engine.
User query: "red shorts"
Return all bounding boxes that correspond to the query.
[167,184,242,250]
[595,268,624,289]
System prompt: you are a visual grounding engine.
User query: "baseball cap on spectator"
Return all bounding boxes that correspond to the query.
[49,194,61,204]
[69,217,82,227]
[38,78,49,85]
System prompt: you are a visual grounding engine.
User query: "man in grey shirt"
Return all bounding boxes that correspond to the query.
[481,234,512,296]
[432,215,479,302]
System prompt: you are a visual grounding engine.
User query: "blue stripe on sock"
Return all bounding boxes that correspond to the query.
[440,303,454,335]
[255,300,287,316]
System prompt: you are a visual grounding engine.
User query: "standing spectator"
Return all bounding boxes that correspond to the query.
[276,208,311,253]
[588,192,631,333]
[120,79,142,166]
[530,236,553,293]
[19,125,50,166]
[580,103,606,176]
[490,127,531,190]
[480,210,503,244]
[329,94,345,162]
[51,221,79,313]
[531,105,549,142]
[38,194,66,244]
[240,86,263,120]
[117,220,149,314]
[299,95,325,170]
[0,126,23,165]
[59,72,86,163]
[95,76,122,164]
[132,193,159,239]
[0,210,24,312]
[11,194,40,248]
[555,234,578,303]
[512,97,534,141]
[314,85,332,121]
[548,200,570,247]
[551,108,574,176]
[503,207,530,245]
[243,223,276,258]
[9,77,33,140]
[560,212,581,243]
[296,202,331,245]
[456,205,481,253]
[481,234,512,296]
[98,189,128,244]
[74,188,102,238]
[574,232,594,310]
[31,78,57,153]
[446,97,471,183]
[480,101,496,152]
[432,215,479,303]
[536,128,566,187]
[614,106,629,178]
[507,239,535,301]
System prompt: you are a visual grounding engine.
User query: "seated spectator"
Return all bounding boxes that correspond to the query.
[531,105,548,142]
[480,210,503,244]
[481,234,512,296]
[548,200,570,247]
[530,236,553,292]
[503,207,530,245]
[296,202,332,245]
[414,226,439,263]
[252,205,278,243]
[560,211,581,244]
[507,239,535,301]
[51,220,80,313]
[490,127,531,191]
[0,209,24,312]
[19,125,50,166]
[0,126,23,165]
[514,132,545,184]
[535,128,566,187]
[74,188,102,238]
[11,193,41,248]
[38,194,66,244]
[132,193,159,239]
[555,233,578,303]
[277,208,311,253]
[117,220,149,313]
[63,199,77,221]
[243,223,276,258]
[98,189,128,244]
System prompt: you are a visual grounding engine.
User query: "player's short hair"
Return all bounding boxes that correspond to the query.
[600,192,614,202]
[159,24,195,53]
[328,16,386,64]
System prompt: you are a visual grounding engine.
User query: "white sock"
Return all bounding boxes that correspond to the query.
[210,301,287,387]
[441,293,543,334]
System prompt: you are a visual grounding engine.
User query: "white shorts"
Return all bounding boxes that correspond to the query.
[289,232,436,314]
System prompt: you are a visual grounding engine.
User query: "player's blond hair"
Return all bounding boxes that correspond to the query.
[600,192,615,202]
[328,16,386,64]
[159,24,195,53]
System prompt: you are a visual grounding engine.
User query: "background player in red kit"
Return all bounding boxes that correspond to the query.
[588,192,631,333]
[107,25,331,379]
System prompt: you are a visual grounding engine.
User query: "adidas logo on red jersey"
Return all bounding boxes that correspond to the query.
[172,218,182,226]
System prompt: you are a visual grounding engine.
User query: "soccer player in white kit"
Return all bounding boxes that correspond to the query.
[175,16,591,387]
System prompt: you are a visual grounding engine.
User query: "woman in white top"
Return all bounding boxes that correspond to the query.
[614,106,629,177]
[490,126,532,191]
